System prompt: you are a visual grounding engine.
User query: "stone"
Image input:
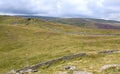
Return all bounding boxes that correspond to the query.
[58,71,68,74]
[73,71,93,74]
[7,69,17,74]
[99,64,120,72]
[63,65,76,70]
[32,69,38,72]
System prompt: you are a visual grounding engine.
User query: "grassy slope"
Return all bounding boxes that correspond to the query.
[0,16,120,74]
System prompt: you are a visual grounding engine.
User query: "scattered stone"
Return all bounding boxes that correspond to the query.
[15,53,87,74]
[73,71,93,74]
[99,64,120,72]
[8,51,120,74]
[63,65,76,70]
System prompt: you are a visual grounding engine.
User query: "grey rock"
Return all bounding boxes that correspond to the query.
[7,69,17,74]
[32,69,38,72]
[63,65,76,70]
[99,64,120,72]
[73,71,93,74]
[58,71,68,74]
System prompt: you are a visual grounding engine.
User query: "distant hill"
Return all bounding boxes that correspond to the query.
[41,17,120,29]
[1,15,120,29]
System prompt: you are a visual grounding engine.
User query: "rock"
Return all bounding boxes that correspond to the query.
[58,71,68,74]
[32,69,38,72]
[73,71,93,74]
[7,69,17,74]
[11,53,87,74]
[99,64,120,72]
[63,65,76,70]
[18,68,36,74]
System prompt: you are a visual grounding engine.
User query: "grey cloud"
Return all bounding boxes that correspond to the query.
[0,0,120,21]
[0,0,35,14]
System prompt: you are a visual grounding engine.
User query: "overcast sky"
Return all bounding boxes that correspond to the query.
[0,0,120,21]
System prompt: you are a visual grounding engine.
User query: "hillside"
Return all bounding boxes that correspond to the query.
[42,17,120,29]
[0,16,120,74]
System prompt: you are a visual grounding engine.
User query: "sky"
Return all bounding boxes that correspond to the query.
[0,0,120,21]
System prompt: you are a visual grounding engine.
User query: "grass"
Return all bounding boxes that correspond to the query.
[0,16,120,74]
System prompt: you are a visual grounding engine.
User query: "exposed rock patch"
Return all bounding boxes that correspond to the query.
[7,70,17,74]
[99,64,120,72]
[13,53,86,74]
[8,49,120,74]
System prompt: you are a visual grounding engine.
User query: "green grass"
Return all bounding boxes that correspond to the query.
[0,16,120,74]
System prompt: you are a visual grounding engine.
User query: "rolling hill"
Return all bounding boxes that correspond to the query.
[41,17,120,29]
[0,15,120,74]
